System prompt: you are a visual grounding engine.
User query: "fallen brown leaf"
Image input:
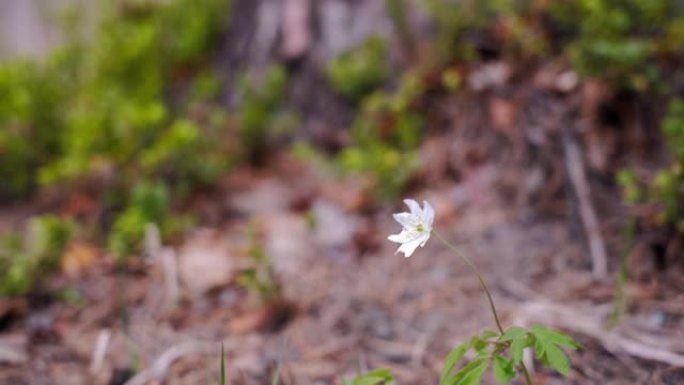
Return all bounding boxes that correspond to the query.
[60,242,100,279]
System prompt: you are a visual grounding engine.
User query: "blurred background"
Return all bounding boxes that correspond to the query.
[0,0,683,384]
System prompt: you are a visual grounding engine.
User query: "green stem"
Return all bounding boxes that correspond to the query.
[432,230,533,385]
[608,218,636,328]
[432,230,504,334]
[521,361,533,385]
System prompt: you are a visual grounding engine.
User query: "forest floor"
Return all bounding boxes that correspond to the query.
[1,2,684,383]
[1,146,683,385]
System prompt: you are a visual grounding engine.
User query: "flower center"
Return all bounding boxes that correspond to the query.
[416,224,425,233]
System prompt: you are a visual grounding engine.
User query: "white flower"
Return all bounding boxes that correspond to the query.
[388,199,434,257]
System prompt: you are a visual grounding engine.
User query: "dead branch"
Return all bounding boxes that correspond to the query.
[160,247,180,311]
[89,328,112,374]
[561,115,608,279]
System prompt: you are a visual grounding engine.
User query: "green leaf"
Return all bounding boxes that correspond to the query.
[530,325,580,349]
[480,329,499,340]
[354,376,387,385]
[271,362,282,385]
[470,336,487,352]
[510,335,528,365]
[533,338,546,360]
[440,341,471,385]
[445,358,482,385]
[492,355,515,385]
[527,325,577,376]
[220,344,226,385]
[500,327,526,341]
[452,358,488,385]
[353,368,395,385]
[544,344,570,376]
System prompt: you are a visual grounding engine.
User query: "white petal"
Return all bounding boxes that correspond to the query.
[419,231,431,247]
[393,212,419,229]
[403,199,422,216]
[422,200,435,228]
[396,237,423,257]
[388,229,421,244]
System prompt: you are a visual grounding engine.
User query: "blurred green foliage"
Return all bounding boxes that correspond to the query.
[338,71,425,200]
[652,100,684,233]
[236,224,281,303]
[0,0,233,195]
[0,215,77,295]
[342,368,395,385]
[0,58,72,198]
[423,0,683,90]
[549,0,679,90]
[423,0,499,62]
[663,99,684,162]
[236,65,297,163]
[1,0,233,193]
[299,39,423,201]
[0,0,233,283]
[326,36,388,100]
[423,0,547,62]
[298,60,424,201]
[618,99,684,237]
[107,180,195,260]
[423,0,684,240]
[37,0,233,187]
[1,0,684,295]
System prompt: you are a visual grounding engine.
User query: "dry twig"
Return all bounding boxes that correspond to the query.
[160,247,180,311]
[89,328,112,374]
[561,115,608,279]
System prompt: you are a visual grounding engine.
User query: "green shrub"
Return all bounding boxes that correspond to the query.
[619,99,684,236]
[338,142,417,201]
[550,0,679,90]
[161,0,231,64]
[107,180,177,260]
[326,36,388,100]
[0,215,77,295]
[335,72,425,200]
[422,0,518,62]
[37,0,232,187]
[0,0,233,267]
[0,233,31,296]
[0,0,233,195]
[296,70,424,202]
[236,65,297,163]
[663,99,684,161]
[236,224,280,303]
[0,58,71,198]
[651,99,684,232]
